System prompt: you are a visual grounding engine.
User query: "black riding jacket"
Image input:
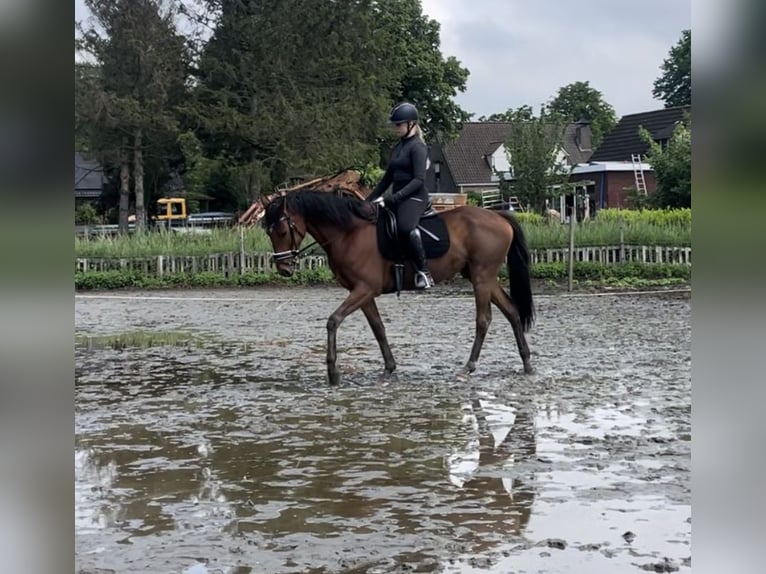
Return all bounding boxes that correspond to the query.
[370,135,429,205]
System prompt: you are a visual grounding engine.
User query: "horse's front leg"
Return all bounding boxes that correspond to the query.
[361,299,396,377]
[326,287,373,385]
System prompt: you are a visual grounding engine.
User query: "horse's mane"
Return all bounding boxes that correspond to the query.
[263,189,373,231]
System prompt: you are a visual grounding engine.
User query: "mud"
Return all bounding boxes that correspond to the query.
[75,286,691,573]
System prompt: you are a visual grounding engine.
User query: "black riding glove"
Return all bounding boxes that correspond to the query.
[382,190,397,207]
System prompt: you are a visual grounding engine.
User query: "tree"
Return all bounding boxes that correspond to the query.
[503,107,569,214]
[547,81,617,148]
[640,116,691,208]
[77,0,187,231]
[372,0,470,142]
[477,105,535,123]
[188,0,392,198]
[182,0,469,197]
[653,30,691,108]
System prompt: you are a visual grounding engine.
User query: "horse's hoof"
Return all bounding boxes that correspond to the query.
[328,372,341,386]
[457,364,475,381]
[377,370,398,386]
[523,364,535,375]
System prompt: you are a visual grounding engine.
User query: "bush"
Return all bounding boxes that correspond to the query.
[77,260,690,291]
[75,268,339,290]
[524,262,691,281]
[595,208,691,227]
[514,212,546,226]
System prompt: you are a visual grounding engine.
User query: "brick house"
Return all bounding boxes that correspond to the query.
[570,105,691,209]
[425,119,594,197]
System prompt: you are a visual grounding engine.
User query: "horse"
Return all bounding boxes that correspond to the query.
[262,189,535,385]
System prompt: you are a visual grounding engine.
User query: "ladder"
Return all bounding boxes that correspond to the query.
[631,154,647,195]
[509,196,525,212]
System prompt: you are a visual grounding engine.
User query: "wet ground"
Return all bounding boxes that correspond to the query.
[75,286,691,573]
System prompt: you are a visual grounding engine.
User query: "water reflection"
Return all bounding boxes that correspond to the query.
[75,374,539,572]
[440,391,537,557]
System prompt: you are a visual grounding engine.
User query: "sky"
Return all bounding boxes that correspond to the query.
[419,0,690,118]
[75,0,691,119]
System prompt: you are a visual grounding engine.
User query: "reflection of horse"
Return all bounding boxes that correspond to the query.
[262,190,535,385]
[442,394,537,556]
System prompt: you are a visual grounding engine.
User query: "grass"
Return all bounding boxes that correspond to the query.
[525,218,690,248]
[75,227,275,258]
[75,330,202,350]
[75,208,691,258]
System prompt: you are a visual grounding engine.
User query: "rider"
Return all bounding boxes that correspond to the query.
[367,102,435,290]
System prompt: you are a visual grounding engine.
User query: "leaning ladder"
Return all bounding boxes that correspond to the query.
[631,153,647,195]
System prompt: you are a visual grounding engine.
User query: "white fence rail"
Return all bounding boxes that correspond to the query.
[76,245,690,277]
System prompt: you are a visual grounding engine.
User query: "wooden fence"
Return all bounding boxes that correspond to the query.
[75,252,327,277]
[528,245,691,265]
[75,245,690,277]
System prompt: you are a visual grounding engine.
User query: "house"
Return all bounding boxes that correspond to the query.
[570,105,690,209]
[425,119,594,202]
[75,152,105,204]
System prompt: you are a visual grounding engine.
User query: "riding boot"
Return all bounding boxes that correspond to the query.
[408,228,434,289]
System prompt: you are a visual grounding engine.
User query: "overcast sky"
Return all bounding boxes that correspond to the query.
[76,0,690,119]
[420,0,690,118]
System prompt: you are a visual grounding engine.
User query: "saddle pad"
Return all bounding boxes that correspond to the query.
[376,209,451,262]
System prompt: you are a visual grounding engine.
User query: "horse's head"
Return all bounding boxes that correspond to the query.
[262,193,308,277]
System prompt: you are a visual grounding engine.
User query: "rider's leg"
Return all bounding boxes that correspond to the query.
[396,199,434,289]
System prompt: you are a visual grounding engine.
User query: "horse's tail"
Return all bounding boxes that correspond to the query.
[498,212,535,332]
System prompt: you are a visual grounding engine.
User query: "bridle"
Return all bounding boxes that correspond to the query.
[267,208,317,265]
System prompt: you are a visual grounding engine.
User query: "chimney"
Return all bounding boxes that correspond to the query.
[575,117,592,152]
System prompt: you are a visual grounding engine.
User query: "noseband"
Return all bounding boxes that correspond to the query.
[268,212,317,264]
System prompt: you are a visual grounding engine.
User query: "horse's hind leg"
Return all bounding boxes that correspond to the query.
[490,283,533,374]
[461,280,493,375]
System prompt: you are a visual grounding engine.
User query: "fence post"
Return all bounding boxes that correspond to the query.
[568,206,575,292]
[239,226,246,275]
[619,216,625,263]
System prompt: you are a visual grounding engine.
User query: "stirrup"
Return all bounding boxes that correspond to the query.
[415,270,434,290]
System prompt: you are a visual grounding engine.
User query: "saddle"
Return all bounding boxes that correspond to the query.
[375,202,451,262]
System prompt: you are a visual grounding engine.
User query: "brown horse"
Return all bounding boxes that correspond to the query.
[262,189,534,385]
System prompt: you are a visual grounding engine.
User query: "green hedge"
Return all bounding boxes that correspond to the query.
[526,262,691,281]
[75,268,336,290]
[596,208,691,227]
[76,262,689,291]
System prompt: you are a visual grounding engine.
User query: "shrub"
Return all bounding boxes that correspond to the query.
[514,212,546,226]
[595,208,691,227]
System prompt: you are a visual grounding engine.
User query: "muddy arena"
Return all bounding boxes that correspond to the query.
[75,286,691,573]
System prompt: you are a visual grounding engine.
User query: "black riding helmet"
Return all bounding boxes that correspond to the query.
[389,102,419,124]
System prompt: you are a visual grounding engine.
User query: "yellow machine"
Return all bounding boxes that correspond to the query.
[156,198,187,222]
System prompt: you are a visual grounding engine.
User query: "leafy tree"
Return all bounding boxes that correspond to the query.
[187,0,391,198]
[653,30,691,108]
[478,105,535,122]
[547,81,616,148]
[77,0,187,231]
[503,107,569,213]
[372,0,470,142]
[640,116,691,208]
[181,0,469,198]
